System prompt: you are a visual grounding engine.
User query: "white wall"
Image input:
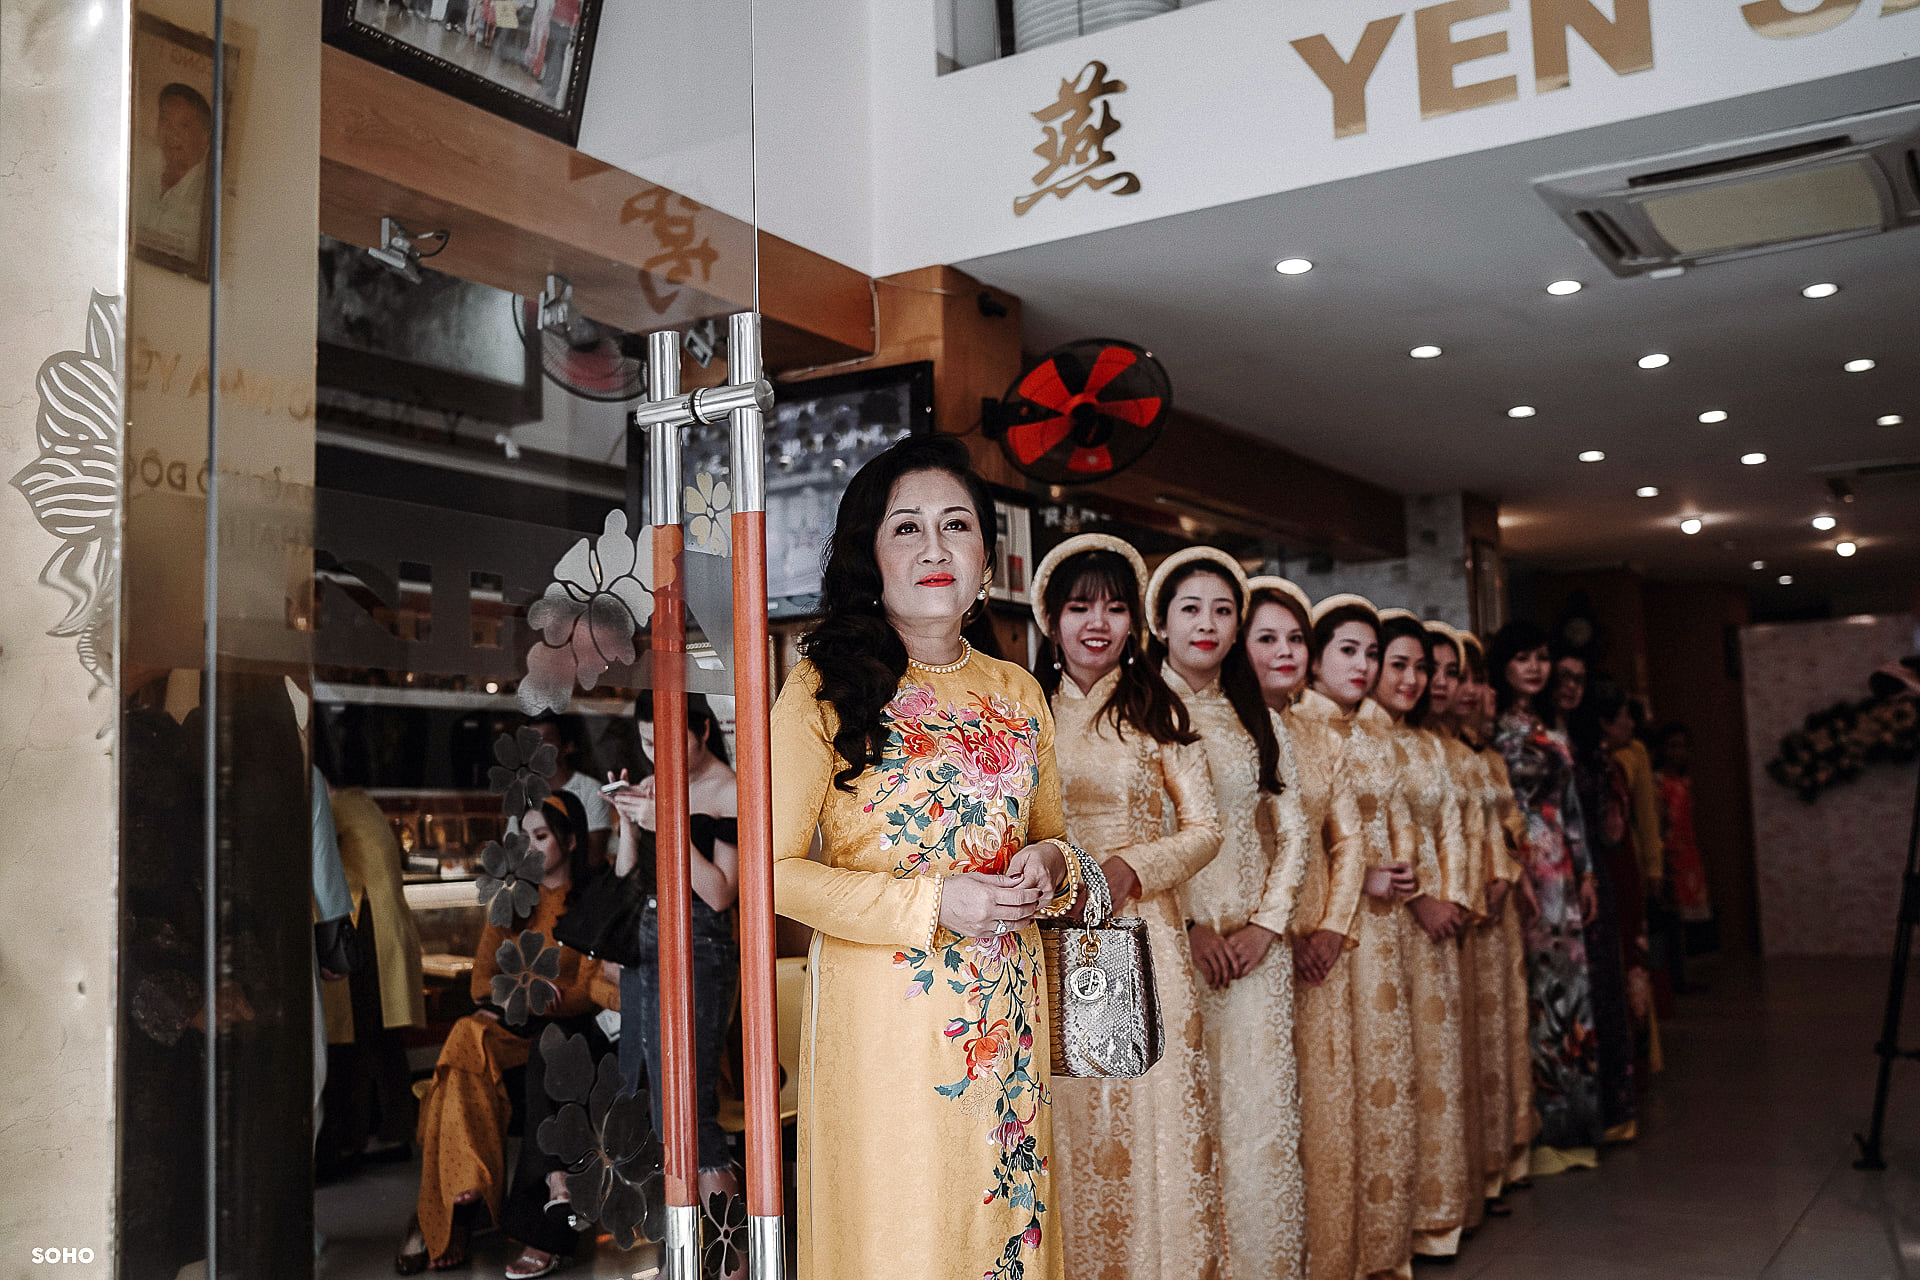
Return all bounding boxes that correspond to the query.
[1742,613,1920,956]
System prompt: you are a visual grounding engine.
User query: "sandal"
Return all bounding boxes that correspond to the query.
[395,1215,429,1276]
[505,1246,564,1279]
[544,1194,584,1234]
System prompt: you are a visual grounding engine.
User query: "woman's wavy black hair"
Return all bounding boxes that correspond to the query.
[800,433,997,791]
[1036,548,1197,747]
[1379,614,1437,727]
[1146,559,1281,793]
[1488,619,1555,721]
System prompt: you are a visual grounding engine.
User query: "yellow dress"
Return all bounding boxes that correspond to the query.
[322,785,426,1043]
[1436,733,1490,1228]
[773,654,1070,1280]
[1284,703,1372,1280]
[1171,669,1310,1280]
[1294,691,1418,1279]
[1049,668,1230,1280]
[1385,717,1473,1258]
[1479,744,1540,1182]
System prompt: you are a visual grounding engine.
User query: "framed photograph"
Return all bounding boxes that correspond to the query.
[989,493,1034,607]
[323,0,604,146]
[316,234,543,423]
[132,14,239,281]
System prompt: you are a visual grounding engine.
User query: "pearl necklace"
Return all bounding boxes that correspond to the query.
[906,638,973,675]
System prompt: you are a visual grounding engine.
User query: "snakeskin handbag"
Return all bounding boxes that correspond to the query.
[1039,849,1164,1079]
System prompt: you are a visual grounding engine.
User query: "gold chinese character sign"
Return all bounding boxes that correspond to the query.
[1015,61,1142,217]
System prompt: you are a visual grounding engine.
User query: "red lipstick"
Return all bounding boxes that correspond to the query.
[917,572,955,587]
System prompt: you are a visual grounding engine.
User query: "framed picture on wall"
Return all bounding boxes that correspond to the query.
[989,494,1034,607]
[322,0,604,146]
[131,14,241,281]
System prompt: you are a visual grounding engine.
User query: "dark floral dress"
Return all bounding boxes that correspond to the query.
[1496,711,1603,1150]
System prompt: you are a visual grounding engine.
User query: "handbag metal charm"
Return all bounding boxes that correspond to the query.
[1067,933,1108,1003]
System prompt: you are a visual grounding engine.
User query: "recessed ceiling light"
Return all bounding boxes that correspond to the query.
[1680,517,1703,535]
[1275,258,1314,275]
[1740,452,1768,466]
[1410,345,1442,359]
[1508,405,1537,419]
[1639,353,1671,370]
[1636,486,1660,498]
[1778,574,1794,585]
[1812,515,1837,531]
[1750,560,1766,571]
[1844,358,1876,373]
[1546,279,1583,296]
[1579,449,1605,463]
[1698,410,1729,424]
[1836,540,1858,557]
[1879,414,1904,426]
[1801,282,1840,299]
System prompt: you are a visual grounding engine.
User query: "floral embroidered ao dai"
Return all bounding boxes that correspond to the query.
[1171,669,1310,1280]
[772,655,1070,1280]
[1495,711,1602,1153]
[1049,668,1230,1280]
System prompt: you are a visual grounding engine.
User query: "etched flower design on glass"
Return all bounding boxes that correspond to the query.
[488,725,559,816]
[684,471,730,557]
[701,1188,746,1276]
[475,830,544,927]
[535,1024,663,1249]
[490,930,562,1026]
[521,509,655,714]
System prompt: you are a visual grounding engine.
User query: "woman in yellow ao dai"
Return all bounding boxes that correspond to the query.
[1036,535,1231,1280]
[772,439,1078,1280]
[1152,547,1310,1280]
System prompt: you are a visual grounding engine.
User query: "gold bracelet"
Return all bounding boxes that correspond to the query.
[924,874,945,952]
[1034,838,1081,918]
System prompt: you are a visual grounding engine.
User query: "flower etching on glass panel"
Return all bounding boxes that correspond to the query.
[684,470,730,556]
[488,725,559,815]
[535,1024,663,1249]
[475,830,544,926]
[10,291,123,695]
[521,508,654,714]
[491,930,562,1026]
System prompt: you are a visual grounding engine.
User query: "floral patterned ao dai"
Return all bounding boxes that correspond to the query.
[1048,668,1230,1280]
[772,654,1070,1280]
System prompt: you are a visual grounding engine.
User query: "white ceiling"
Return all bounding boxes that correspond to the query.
[957,62,1920,614]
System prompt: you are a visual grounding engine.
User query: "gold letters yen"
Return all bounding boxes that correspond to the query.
[1015,61,1142,217]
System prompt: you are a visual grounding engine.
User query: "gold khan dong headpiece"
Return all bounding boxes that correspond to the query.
[1376,607,1419,626]
[1308,592,1380,628]
[1145,546,1253,640]
[1428,620,1466,667]
[1029,532,1150,634]
[1246,575,1313,625]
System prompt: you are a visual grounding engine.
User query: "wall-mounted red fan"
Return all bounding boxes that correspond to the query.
[985,339,1170,485]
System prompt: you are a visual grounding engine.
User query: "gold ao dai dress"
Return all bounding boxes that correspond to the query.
[1385,717,1474,1258]
[1436,733,1491,1229]
[1050,668,1230,1280]
[1283,703,1373,1280]
[1293,691,1419,1280]
[1478,744,1540,1183]
[772,655,1071,1280]
[1172,669,1311,1280]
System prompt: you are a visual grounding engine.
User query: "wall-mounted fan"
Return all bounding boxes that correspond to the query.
[984,339,1170,485]
[519,275,648,402]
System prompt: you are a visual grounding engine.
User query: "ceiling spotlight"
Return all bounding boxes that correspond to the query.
[1801,282,1840,299]
[1750,560,1766,571]
[1508,405,1537,419]
[1639,353,1670,369]
[1836,540,1858,557]
[1811,515,1837,531]
[1579,450,1606,463]
[1878,414,1904,426]
[1698,410,1729,424]
[1778,574,1794,585]
[1410,345,1443,359]
[1275,258,1314,275]
[1844,358,1876,373]
[1636,486,1660,498]
[1546,279,1583,296]
[1680,517,1703,535]
[1740,452,1768,466]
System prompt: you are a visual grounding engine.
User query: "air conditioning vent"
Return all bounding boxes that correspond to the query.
[1536,105,1920,277]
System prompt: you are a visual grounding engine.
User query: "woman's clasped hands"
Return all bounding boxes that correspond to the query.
[937,841,1067,938]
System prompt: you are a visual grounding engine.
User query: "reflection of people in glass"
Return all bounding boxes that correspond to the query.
[135,82,212,264]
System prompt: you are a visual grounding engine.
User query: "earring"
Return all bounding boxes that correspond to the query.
[1052,656,1063,672]
[979,568,994,601]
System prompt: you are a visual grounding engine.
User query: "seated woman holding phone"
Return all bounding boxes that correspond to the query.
[601,690,745,1280]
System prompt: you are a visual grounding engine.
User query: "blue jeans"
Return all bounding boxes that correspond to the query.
[617,896,738,1173]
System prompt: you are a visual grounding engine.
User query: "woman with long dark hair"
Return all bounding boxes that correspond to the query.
[1292,593,1419,1279]
[1490,620,1602,1172]
[1035,534,1229,1278]
[605,690,743,1277]
[1147,546,1308,1280]
[770,434,1084,1280]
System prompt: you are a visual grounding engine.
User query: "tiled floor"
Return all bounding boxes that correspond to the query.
[315,955,1919,1279]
